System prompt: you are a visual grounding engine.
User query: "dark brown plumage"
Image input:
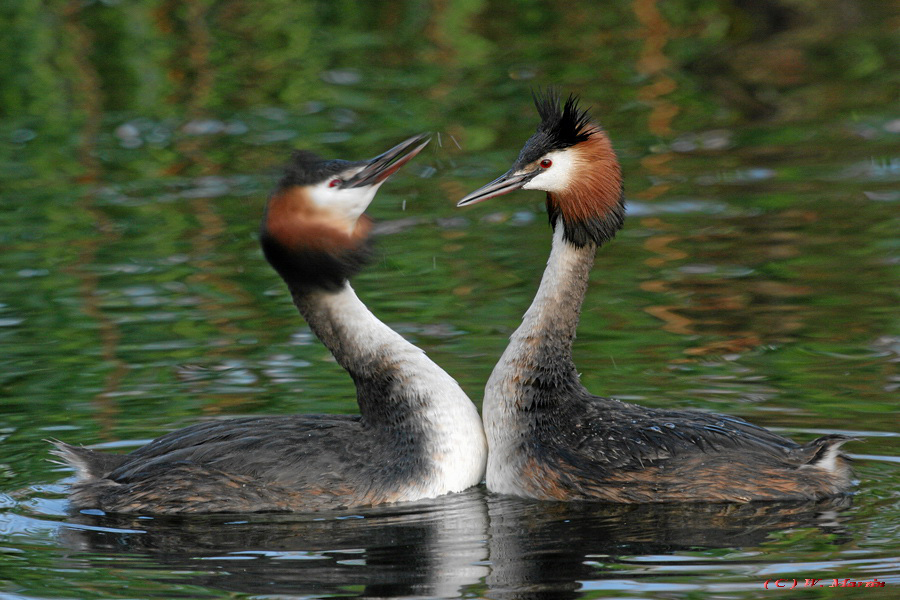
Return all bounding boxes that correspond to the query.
[52,134,487,514]
[459,91,856,503]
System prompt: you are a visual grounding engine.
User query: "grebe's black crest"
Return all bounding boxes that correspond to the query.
[277,151,359,189]
[533,89,596,149]
[512,90,597,169]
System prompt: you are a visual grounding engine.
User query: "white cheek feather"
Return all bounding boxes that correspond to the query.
[522,150,578,193]
[307,179,384,227]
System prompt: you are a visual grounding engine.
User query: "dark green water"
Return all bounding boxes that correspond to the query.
[1,1,897,598]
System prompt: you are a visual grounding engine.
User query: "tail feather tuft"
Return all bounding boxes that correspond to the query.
[806,434,859,474]
[47,439,127,481]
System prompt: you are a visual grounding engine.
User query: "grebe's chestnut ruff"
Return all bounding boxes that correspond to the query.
[53,134,487,514]
[458,92,855,503]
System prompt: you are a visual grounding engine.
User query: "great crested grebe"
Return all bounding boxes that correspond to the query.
[457,92,855,503]
[53,134,487,514]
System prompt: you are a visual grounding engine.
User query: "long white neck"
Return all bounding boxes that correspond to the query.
[482,224,596,484]
[290,282,487,493]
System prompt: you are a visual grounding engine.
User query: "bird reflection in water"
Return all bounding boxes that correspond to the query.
[484,495,852,600]
[60,488,489,598]
[59,491,851,599]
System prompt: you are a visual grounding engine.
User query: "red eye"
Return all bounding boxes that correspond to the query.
[328,178,342,188]
[540,159,552,168]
